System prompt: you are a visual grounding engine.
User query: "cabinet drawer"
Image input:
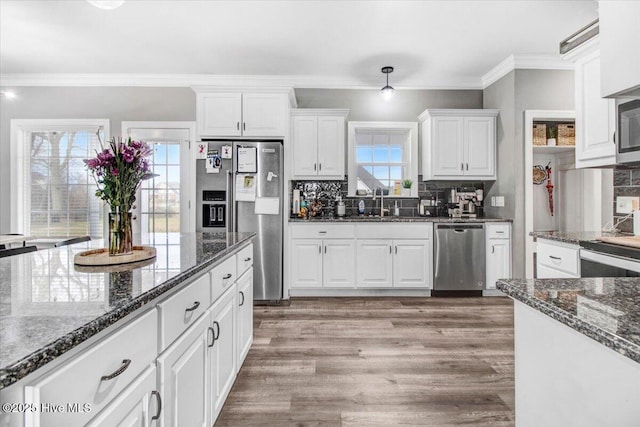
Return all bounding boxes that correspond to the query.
[537,241,580,276]
[211,255,237,303]
[486,223,510,239]
[25,310,157,427]
[355,223,432,240]
[237,243,253,276]
[290,224,355,239]
[158,272,210,350]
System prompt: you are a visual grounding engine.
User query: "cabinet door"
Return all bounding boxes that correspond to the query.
[157,312,210,427]
[209,286,237,424]
[292,115,319,177]
[236,268,253,366]
[575,50,616,168]
[464,117,496,177]
[242,93,286,136]
[197,93,242,137]
[486,239,510,289]
[290,239,323,287]
[86,365,159,427]
[323,239,355,288]
[431,117,464,177]
[317,116,345,178]
[536,264,579,279]
[356,240,393,288]
[393,240,431,288]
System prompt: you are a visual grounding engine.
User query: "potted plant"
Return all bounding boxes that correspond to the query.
[402,179,413,196]
[547,125,557,146]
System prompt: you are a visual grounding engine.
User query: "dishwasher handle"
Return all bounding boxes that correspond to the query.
[436,224,484,230]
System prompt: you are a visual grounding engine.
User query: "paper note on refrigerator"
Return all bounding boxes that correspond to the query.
[254,197,280,215]
[235,174,256,201]
[237,146,257,173]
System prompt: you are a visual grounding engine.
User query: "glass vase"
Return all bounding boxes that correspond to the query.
[109,211,133,256]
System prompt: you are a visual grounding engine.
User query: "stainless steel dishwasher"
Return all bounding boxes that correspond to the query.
[434,223,486,291]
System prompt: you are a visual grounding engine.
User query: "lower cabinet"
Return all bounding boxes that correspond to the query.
[356,240,393,287]
[536,240,580,278]
[356,239,431,288]
[236,268,254,366]
[486,223,512,289]
[291,238,356,288]
[157,310,211,427]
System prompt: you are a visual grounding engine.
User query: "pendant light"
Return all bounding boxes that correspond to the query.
[380,66,395,101]
[87,0,125,10]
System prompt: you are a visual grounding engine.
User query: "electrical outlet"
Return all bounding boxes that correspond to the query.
[494,196,505,207]
[616,196,639,214]
[491,197,496,207]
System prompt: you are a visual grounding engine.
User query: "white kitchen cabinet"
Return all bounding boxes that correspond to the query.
[356,239,394,288]
[236,268,253,366]
[209,286,237,424]
[291,109,349,179]
[290,239,324,288]
[572,40,616,168]
[486,223,512,290]
[291,238,356,288]
[419,109,498,180]
[536,239,580,279]
[392,240,431,288]
[86,365,159,427]
[196,90,290,138]
[157,310,210,427]
[599,1,640,98]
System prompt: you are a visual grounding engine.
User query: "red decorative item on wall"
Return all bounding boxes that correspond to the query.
[545,163,554,216]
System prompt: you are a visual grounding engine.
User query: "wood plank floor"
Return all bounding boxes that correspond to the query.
[216,297,515,426]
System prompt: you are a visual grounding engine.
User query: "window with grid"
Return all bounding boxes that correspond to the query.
[27,129,104,237]
[354,130,410,195]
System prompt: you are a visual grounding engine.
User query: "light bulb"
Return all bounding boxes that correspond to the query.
[87,0,125,10]
[380,85,395,101]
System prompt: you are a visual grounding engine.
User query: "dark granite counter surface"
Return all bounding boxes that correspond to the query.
[290,216,512,223]
[530,230,624,245]
[0,232,254,389]
[497,277,640,363]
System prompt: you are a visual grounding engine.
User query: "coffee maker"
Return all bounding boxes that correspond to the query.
[446,188,484,218]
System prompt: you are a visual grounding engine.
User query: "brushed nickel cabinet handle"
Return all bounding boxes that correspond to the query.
[207,326,215,347]
[213,321,220,341]
[101,359,131,381]
[395,245,398,254]
[319,163,322,171]
[236,121,240,130]
[492,245,495,254]
[549,255,561,261]
[324,245,327,254]
[244,257,251,262]
[243,122,246,131]
[461,163,464,171]
[319,245,321,254]
[314,163,317,171]
[151,391,162,421]
[185,301,200,312]
[223,273,233,280]
[389,245,392,254]
[239,291,245,306]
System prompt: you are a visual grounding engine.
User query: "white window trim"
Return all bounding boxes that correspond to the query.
[10,119,110,234]
[347,121,419,197]
[121,121,197,233]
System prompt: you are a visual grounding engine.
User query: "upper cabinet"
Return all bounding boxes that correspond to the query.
[571,39,616,168]
[599,1,640,98]
[196,89,294,138]
[419,109,498,180]
[291,109,349,180]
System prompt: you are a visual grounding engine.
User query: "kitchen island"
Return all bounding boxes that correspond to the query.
[0,231,254,426]
[497,277,640,426]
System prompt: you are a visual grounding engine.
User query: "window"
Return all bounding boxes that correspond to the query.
[348,122,418,197]
[11,119,110,237]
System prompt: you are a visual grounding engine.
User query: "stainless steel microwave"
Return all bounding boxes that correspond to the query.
[616,99,640,163]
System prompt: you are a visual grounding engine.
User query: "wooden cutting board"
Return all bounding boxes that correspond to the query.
[597,235,640,248]
[74,246,156,266]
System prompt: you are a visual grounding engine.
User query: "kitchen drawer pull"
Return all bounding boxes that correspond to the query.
[151,391,162,421]
[495,231,504,234]
[207,326,215,347]
[549,255,562,261]
[318,231,327,234]
[239,291,245,306]
[244,257,251,262]
[213,321,220,341]
[223,273,233,280]
[185,301,201,312]
[101,359,131,381]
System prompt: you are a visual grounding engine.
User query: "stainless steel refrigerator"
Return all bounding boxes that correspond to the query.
[196,140,283,302]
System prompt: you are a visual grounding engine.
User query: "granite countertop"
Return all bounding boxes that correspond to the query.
[497,278,640,363]
[0,231,254,389]
[530,230,623,244]
[290,216,513,223]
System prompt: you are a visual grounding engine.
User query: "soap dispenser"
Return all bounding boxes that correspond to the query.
[394,200,400,216]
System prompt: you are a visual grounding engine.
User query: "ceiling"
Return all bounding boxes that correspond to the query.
[0,0,598,89]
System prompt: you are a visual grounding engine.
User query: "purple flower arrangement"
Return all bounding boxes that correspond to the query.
[84,137,155,213]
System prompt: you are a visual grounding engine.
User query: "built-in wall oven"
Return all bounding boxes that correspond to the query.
[616,99,640,164]
[579,240,640,277]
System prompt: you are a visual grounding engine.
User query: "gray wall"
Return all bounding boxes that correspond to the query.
[483,69,575,277]
[295,89,483,121]
[0,86,196,233]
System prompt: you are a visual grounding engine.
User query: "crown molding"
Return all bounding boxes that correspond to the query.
[481,54,575,89]
[0,73,483,90]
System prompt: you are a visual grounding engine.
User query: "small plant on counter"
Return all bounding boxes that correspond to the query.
[402,179,413,189]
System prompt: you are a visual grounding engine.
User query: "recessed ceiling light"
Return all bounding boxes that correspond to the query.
[87,0,125,10]
[380,66,395,101]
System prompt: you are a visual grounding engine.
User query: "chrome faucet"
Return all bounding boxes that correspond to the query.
[372,187,389,217]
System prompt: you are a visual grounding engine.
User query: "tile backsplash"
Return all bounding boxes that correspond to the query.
[290,176,485,218]
[613,165,640,233]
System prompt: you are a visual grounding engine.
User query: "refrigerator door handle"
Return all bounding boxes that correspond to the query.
[226,170,234,233]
